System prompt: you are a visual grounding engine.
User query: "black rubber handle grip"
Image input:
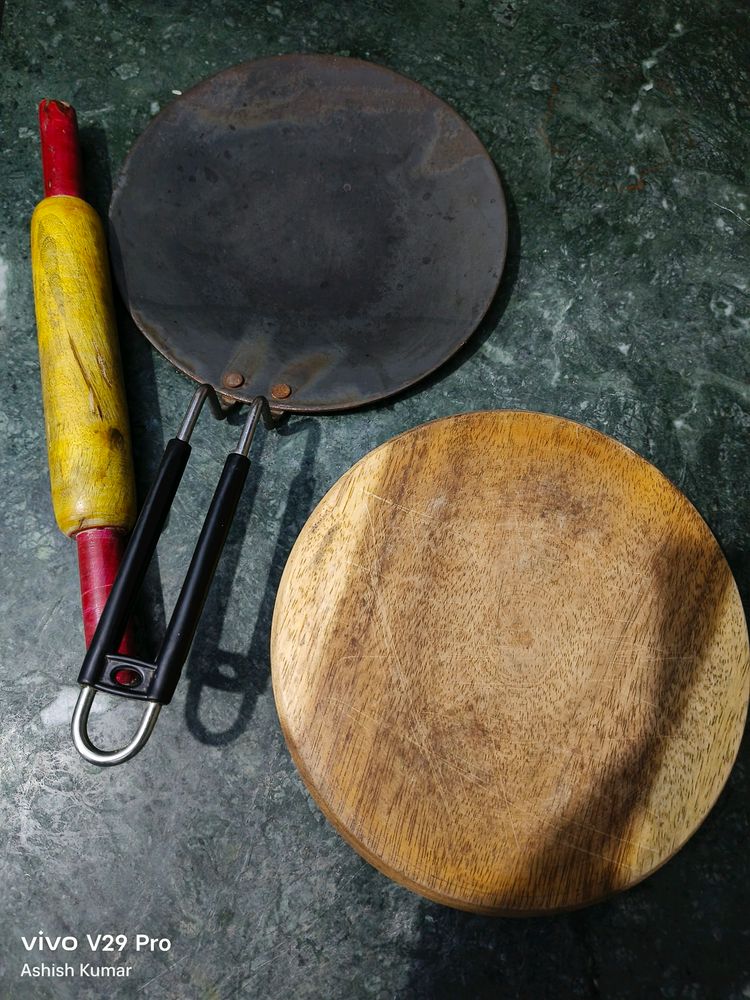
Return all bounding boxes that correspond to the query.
[149,452,250,703]
[78,438,191,687]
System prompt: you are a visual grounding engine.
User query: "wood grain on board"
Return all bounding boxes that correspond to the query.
[271,410,749,913]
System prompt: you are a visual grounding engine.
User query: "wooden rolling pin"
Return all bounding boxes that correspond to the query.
[31,100,137,650]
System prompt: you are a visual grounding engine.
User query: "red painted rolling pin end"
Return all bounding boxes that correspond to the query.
[76,528,135,655]
[38,99,83,198]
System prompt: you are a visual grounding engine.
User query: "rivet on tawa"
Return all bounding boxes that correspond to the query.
[223,371,245,389]
[271,383,292,400]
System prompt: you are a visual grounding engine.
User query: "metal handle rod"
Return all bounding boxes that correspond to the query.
[234,396,265,456]
[77,438,191,687]
[150,401,265,702]
[177,383,226,440]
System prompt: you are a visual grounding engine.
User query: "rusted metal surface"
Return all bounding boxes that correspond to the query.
[109,55,507,412]
[222,371,245,389]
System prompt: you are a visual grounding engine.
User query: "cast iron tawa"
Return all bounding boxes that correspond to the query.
[109,54,507,412]
[74,55,507,766]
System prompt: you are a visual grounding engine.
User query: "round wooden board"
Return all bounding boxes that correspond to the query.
[271,411,749,913]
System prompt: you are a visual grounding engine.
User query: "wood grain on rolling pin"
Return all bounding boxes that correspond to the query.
[31,195,136,537]
[271,410,749,914]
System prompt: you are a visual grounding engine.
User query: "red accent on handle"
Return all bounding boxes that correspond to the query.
[38,99,84,198]
[76,528,135,654]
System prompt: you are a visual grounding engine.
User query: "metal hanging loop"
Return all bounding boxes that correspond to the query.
[72,685,161,766]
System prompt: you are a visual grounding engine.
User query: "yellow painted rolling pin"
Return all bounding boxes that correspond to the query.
[31,99,137,651]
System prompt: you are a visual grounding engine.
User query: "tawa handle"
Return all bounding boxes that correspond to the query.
[73,388,267,766]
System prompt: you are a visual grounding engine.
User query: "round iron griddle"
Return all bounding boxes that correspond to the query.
[108,54,507,412]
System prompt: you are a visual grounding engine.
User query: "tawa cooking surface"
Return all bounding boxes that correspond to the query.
[109,55,507,411]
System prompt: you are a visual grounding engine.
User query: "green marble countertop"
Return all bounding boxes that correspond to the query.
[1,0,748,996]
